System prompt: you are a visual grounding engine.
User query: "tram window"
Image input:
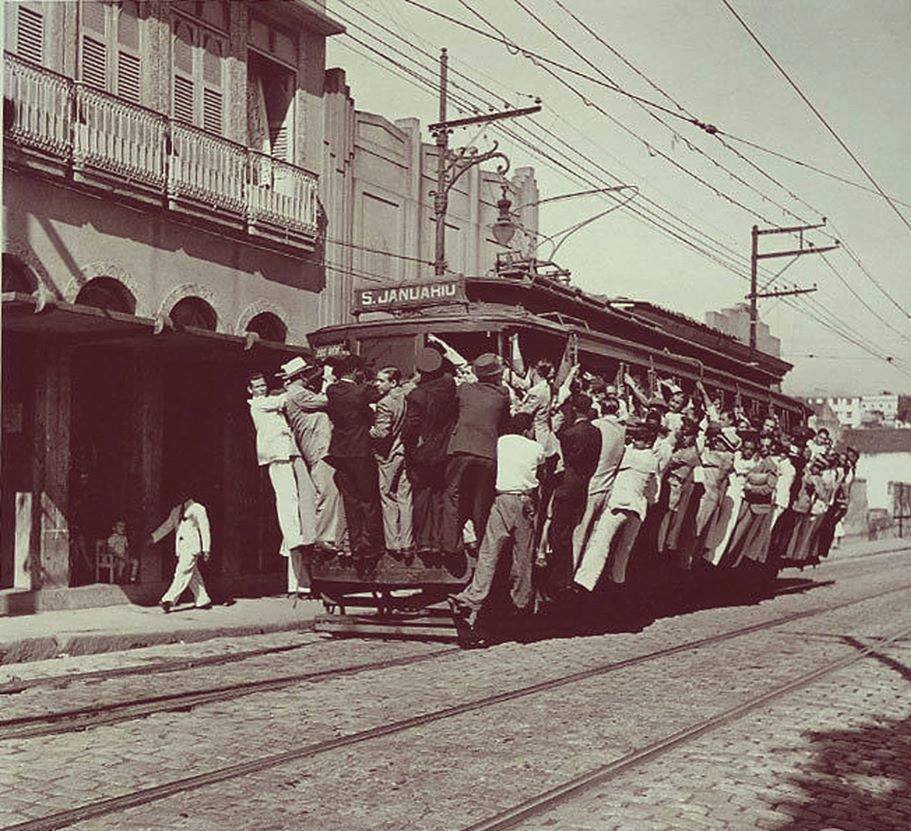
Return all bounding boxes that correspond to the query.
[358,336,420,377]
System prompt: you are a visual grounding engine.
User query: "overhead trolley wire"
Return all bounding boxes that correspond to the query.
[335,8,908,375]
[719,0,911,238]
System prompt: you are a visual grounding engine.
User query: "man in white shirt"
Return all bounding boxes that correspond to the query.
[150,493,212,612]
[247,371,316,592]
[449,412,545,630]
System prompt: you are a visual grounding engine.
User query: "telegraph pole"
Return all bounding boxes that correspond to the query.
[747,221,839,350]
[430,49,541,276]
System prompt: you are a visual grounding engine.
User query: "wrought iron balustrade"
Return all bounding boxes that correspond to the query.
[247,151,319,234]
[4,52,319,247]
[3,54,71,158]
[74,85,167,189]
[168,121,247,214]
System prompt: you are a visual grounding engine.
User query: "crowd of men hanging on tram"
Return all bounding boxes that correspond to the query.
[148,332,859,623]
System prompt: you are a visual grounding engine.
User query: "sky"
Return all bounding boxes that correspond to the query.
[324,0,911,397]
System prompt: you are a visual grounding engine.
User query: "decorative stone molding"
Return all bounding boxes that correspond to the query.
[2,238,59,296]
[62,261,143,310]
[156,282,224,331]
[234,300,290,336]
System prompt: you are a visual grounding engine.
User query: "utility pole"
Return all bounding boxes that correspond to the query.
[430,49,541,276]
[747,221,839,350]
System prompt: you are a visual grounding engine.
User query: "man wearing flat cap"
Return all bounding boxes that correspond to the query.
[402,347,458,553]
[441,352,511,555]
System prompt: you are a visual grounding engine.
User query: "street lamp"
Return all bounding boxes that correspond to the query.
[491,186,518,247]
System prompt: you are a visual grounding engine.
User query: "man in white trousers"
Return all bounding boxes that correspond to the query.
[247,372,316,595]
[150,493,212,612]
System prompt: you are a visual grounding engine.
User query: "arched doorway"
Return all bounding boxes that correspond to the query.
[75,276,136,314]
[245,311,287,343]
[170,296,217,330]
[2,254,38,294]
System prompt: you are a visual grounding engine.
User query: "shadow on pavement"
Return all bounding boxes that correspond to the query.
[770,645,911,831]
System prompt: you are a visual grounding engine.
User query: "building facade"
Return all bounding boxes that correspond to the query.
[1,0,537,607]
[803,393,901,429]
[704,303,781,359]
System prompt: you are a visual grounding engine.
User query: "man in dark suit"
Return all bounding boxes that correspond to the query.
[326,355,382,557]
[402,348,457,554]
[441,352,510,555]
[545,393,601,597]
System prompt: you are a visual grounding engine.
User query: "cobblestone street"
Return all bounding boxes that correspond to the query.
[0,547,907,831]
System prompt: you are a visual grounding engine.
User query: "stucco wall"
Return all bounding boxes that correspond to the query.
[3,170,322,344]
[855,451,911,510]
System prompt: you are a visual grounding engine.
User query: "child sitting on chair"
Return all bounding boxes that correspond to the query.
[107,520,139,584]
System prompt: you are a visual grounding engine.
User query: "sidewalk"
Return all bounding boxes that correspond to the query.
[0,537,907,666]
[0,595,322,665]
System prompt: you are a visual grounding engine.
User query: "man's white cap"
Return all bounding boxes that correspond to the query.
[278,356,310,378]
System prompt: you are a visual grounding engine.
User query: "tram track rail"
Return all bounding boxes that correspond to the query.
[3,580,911,831]
[460,620,911,831]
[1,580,908,744]
[0,638,327,696]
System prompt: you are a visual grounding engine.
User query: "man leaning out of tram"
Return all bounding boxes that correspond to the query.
[449,411,546,629]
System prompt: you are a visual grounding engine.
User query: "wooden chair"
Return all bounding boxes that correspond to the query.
[95,540,117,584]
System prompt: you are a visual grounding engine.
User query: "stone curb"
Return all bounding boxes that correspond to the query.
[0,617,317,666]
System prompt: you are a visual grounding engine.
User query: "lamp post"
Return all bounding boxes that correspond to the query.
[428,49,541,276]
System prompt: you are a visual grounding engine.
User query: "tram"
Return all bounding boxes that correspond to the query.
[307,258,808,639]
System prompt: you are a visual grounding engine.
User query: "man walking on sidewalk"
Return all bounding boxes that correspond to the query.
[150,492,212,612]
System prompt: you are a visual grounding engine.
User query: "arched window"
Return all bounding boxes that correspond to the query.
[170,296,217,330]
[75,276,136,314]
[245,312,287,343]
[2,254,38,294]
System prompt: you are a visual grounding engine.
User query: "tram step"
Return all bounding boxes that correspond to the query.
[313,613,460,642]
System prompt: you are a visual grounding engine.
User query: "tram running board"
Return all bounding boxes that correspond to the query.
[313,611,460,642]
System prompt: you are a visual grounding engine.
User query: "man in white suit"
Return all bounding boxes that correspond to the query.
[247,371,316,595]
[150,493,212,612]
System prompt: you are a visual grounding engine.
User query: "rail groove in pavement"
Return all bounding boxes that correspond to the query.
[3,581,911,831]
[460,620,911,831]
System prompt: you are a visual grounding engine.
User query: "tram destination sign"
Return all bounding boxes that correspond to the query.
[354,277,467,313]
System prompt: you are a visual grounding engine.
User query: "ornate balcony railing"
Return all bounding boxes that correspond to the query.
[169,121,247,214]
[74,85,167,189]
[4,52,319,248]
[248,151,319,235]
[3,55,70,158]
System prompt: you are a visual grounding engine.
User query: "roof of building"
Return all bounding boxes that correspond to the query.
[841,428,911,454]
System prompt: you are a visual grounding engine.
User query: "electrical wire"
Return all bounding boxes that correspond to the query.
[719,0,911,237]
[334,8,909,376]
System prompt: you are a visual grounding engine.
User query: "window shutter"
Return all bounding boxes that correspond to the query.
[117,52,141,103]
[17,6,44,64]
[203,88,222,134]
[115,1,142,103]
[173,75,195,123]
[82,35,108,89]
[172,21,195,123]
[201,35,223,133]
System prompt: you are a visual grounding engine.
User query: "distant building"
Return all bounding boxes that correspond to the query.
[705,303,781,358]
[802,393,901,429]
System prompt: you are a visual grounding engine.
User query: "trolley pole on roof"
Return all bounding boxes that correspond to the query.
[747,221,839,350]
[429,48,541,277]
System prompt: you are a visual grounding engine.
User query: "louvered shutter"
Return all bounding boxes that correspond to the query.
[82,36,107,89]
[16,5,44,64]
[172,20,195,123]
[115,1,142,103]
[201,34,223,134]
[268,75,293,161]
[81,1,108,89]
